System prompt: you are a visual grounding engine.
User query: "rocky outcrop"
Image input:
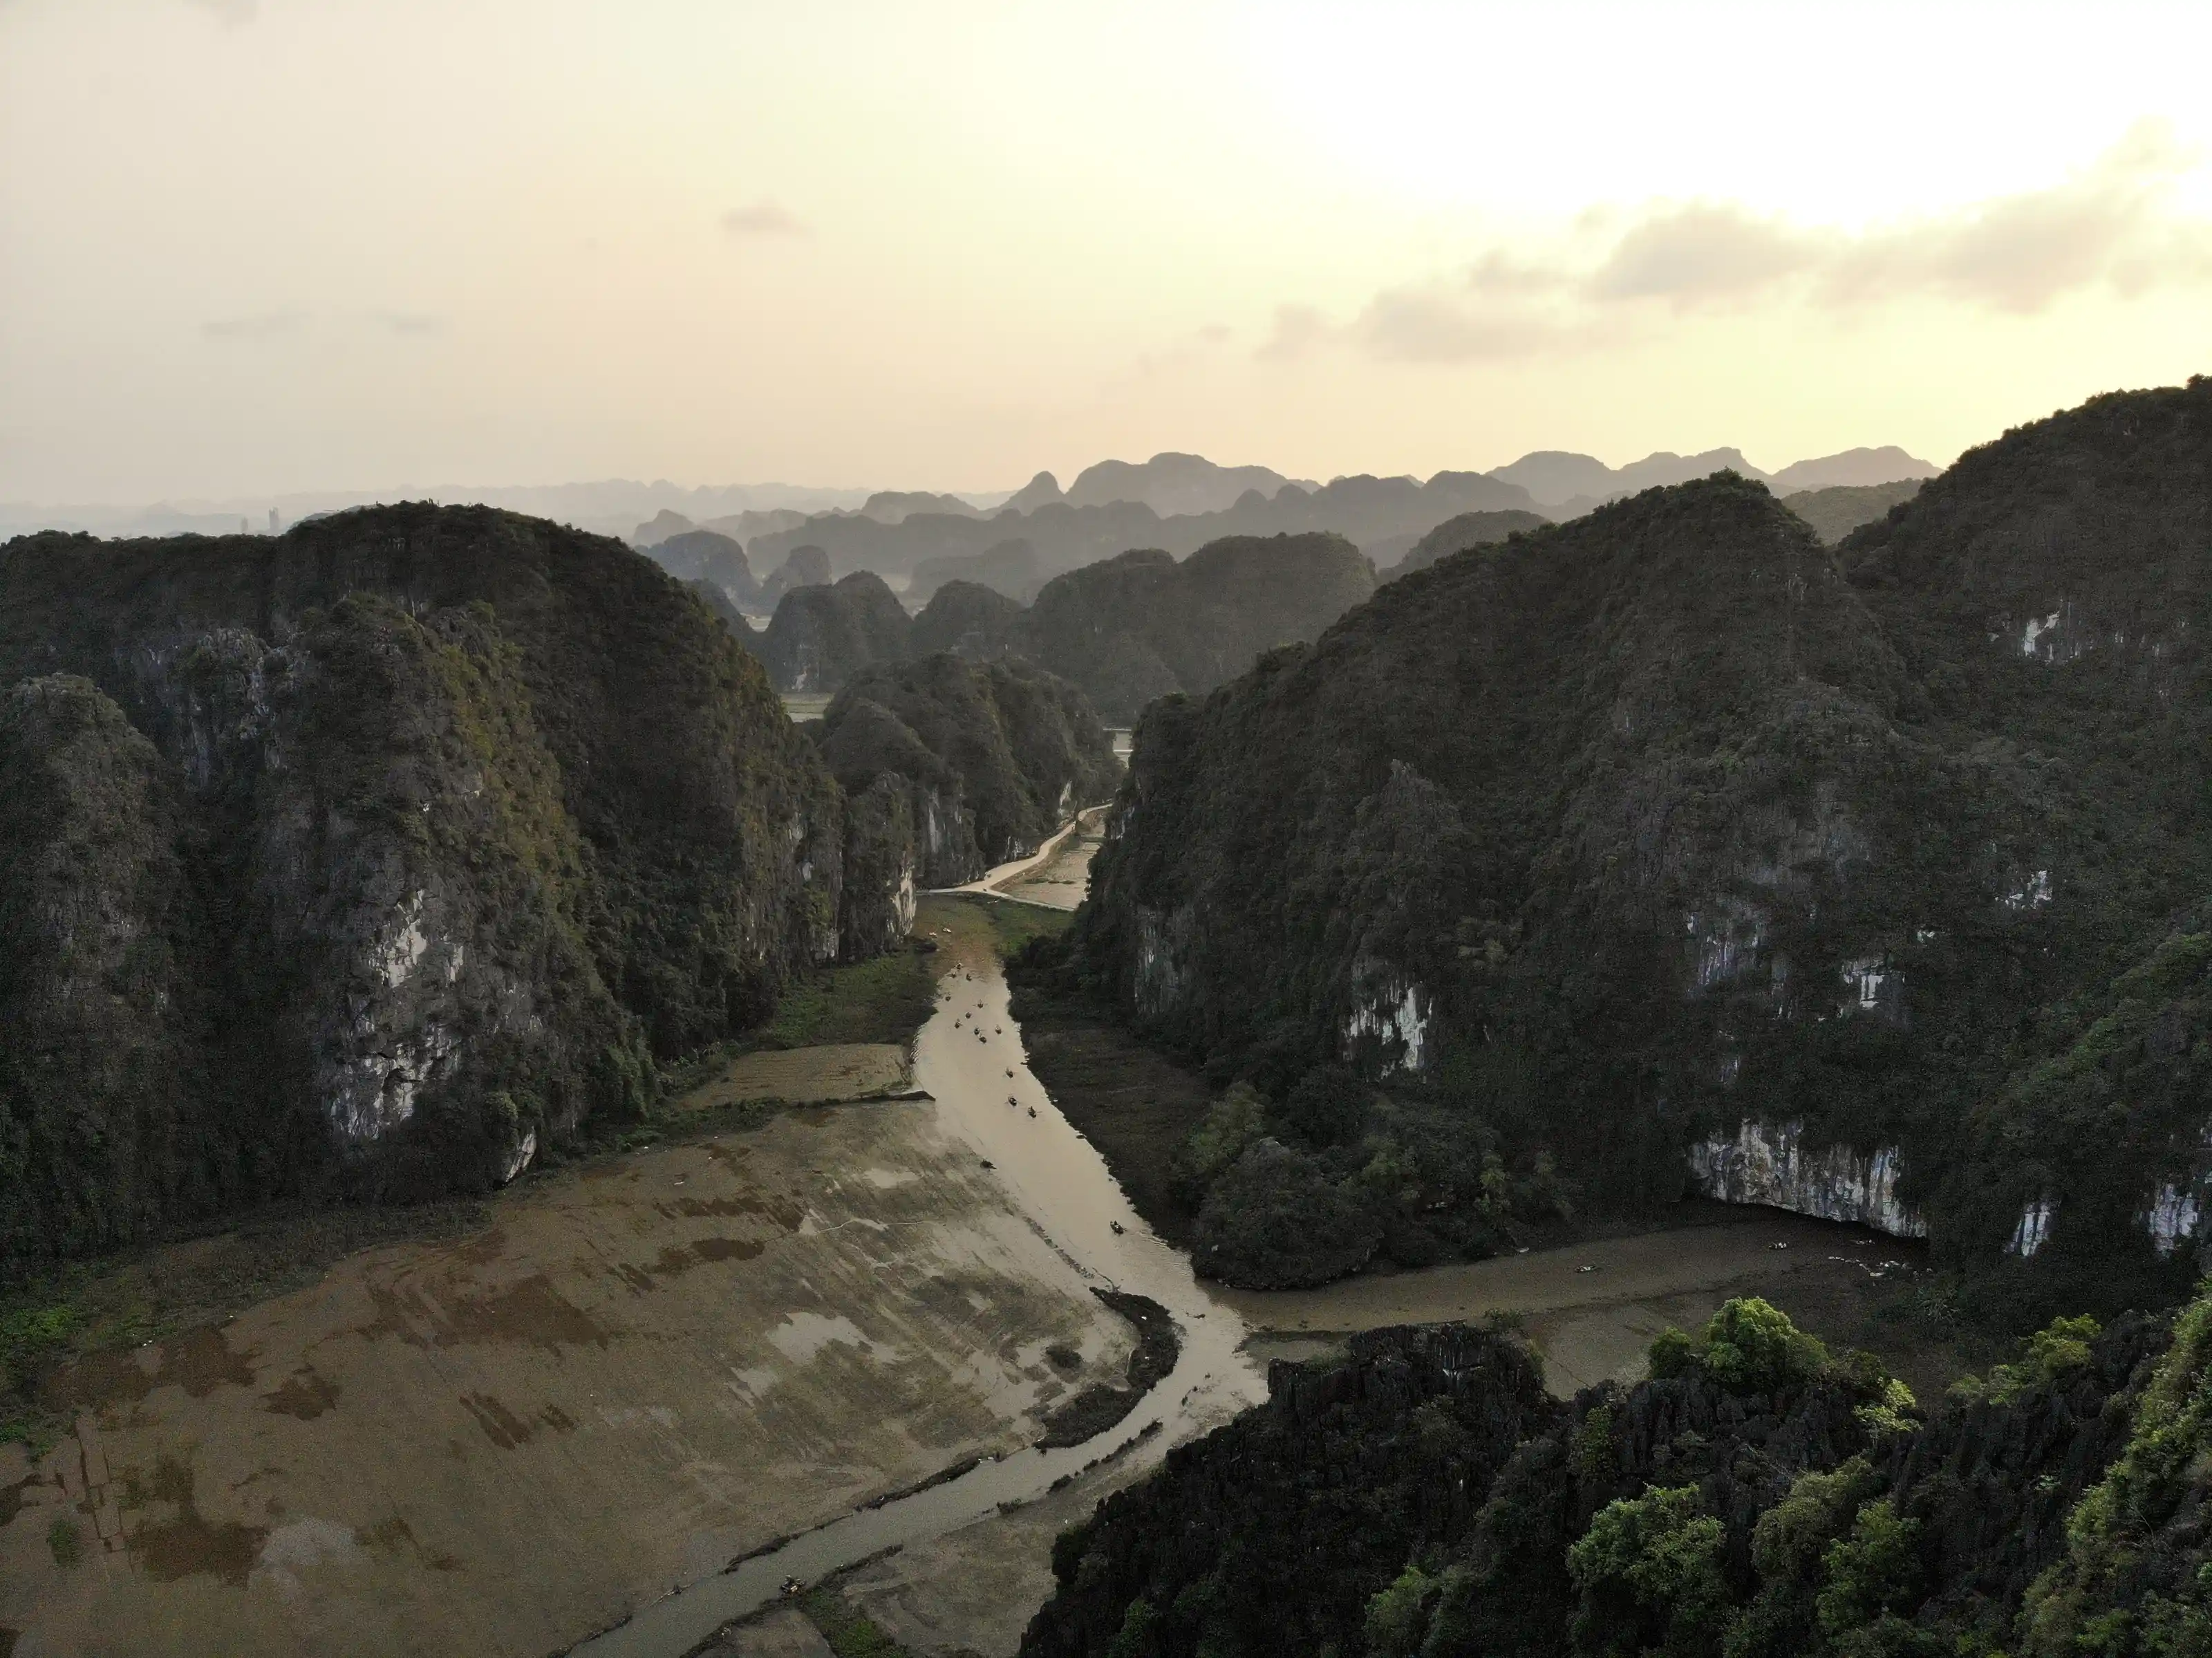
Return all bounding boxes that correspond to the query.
[814,653,1119,885]
[757,543,833,608]
[1022,1301,2170,1658]
[1688,1121,1927,1237]
[1074,380,2212,1276]
[908,579,1026,662]
[756,570,912,692]
[1020,533,1376,721]
[0,505,906,1266]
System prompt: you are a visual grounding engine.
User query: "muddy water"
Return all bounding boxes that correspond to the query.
[568,915,1266,1657]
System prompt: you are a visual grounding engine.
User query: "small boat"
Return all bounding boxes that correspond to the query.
[1008,1095,1018,1106]
[1027,1107,1037,1118]
[1109,1220,1125,1235]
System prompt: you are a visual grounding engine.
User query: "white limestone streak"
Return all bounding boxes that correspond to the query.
[2143,1183,2202,1259]
[1687,1120,1927,1238]
[2007,1197,2056,1258]
[1344,980,1428,1073]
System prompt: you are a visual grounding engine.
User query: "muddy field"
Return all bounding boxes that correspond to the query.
[992,808,1107,911]
[0,1096,1132,1657]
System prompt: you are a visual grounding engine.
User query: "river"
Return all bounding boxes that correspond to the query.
[568,844,1918,1655]
[568,887,1268,1657]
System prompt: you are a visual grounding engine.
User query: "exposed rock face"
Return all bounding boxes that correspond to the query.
[1688,1121,1927,1237]
[1020,533,1376,721]
[814,653,1119,885]
[756,570,912,692]
[1075,380,2212,1276]
[0,505,903,1265]
[1022,1304,2172,1658]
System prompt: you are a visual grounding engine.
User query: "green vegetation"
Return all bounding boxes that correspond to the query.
[756,570,913,693]
[744,944,937,1052]
[48,1515,83,1567]
[981,896,1076,958]
[1069,381,2212,1302]
[1780,479,1924,544]
[815,652,1120,884]
[1018,533,1376,723]
[1566,1484,1727,1657]
[0,504,909,1275]
[1380,509,1550,581]
[798,1583,918,1657]
[1023,1294,2184,1658]
[1646,1297,1831,1395]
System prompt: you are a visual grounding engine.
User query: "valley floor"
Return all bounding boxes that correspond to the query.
[0,922,1131,1658]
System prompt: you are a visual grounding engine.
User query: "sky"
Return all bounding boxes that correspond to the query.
[3,0,2211,504]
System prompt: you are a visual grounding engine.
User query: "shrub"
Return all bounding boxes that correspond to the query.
[1645,1298,1830,1396]
[1568,1484,1727,1657]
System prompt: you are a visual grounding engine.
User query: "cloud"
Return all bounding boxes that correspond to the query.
[369,310,443,337]
[200,308,303,342]
[1268,122,2212,366]
[720,201,809,238]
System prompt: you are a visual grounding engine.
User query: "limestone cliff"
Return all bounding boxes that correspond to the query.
[1071,380,2212,1280]
[0,505,903,1267]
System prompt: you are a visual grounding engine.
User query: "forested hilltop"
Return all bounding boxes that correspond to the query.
[812,652,1121,887]
[1022,1293,2212,1657]
[744,530,1378,723]
[1049,381,2212,1304]
[0,505,919,1271]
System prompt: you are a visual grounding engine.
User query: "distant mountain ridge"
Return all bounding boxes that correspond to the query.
[1492,444,1936,514]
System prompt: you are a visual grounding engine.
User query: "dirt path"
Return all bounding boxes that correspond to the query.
[991,808,1107,911]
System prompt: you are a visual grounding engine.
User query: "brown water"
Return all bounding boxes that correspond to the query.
[568,846,1892,1655]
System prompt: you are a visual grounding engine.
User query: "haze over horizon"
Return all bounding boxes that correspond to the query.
[5,0,2212,505]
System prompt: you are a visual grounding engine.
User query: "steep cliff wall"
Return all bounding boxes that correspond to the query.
[0,505,901,1267]
[1074,381,2212,1273]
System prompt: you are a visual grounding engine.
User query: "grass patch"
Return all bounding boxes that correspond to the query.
[750,945,937,1052]
[48,1515,83,1567]
[977,896,1074,959]
[0,1195,490,1438]
[798,1583,917,1657]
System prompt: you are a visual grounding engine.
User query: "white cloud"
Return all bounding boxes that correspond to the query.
[1273,122,2212,364]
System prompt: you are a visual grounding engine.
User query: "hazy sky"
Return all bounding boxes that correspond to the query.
[5,0,2212,502]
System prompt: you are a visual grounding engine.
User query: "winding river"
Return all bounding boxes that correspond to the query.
[569,868,1265,1657]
